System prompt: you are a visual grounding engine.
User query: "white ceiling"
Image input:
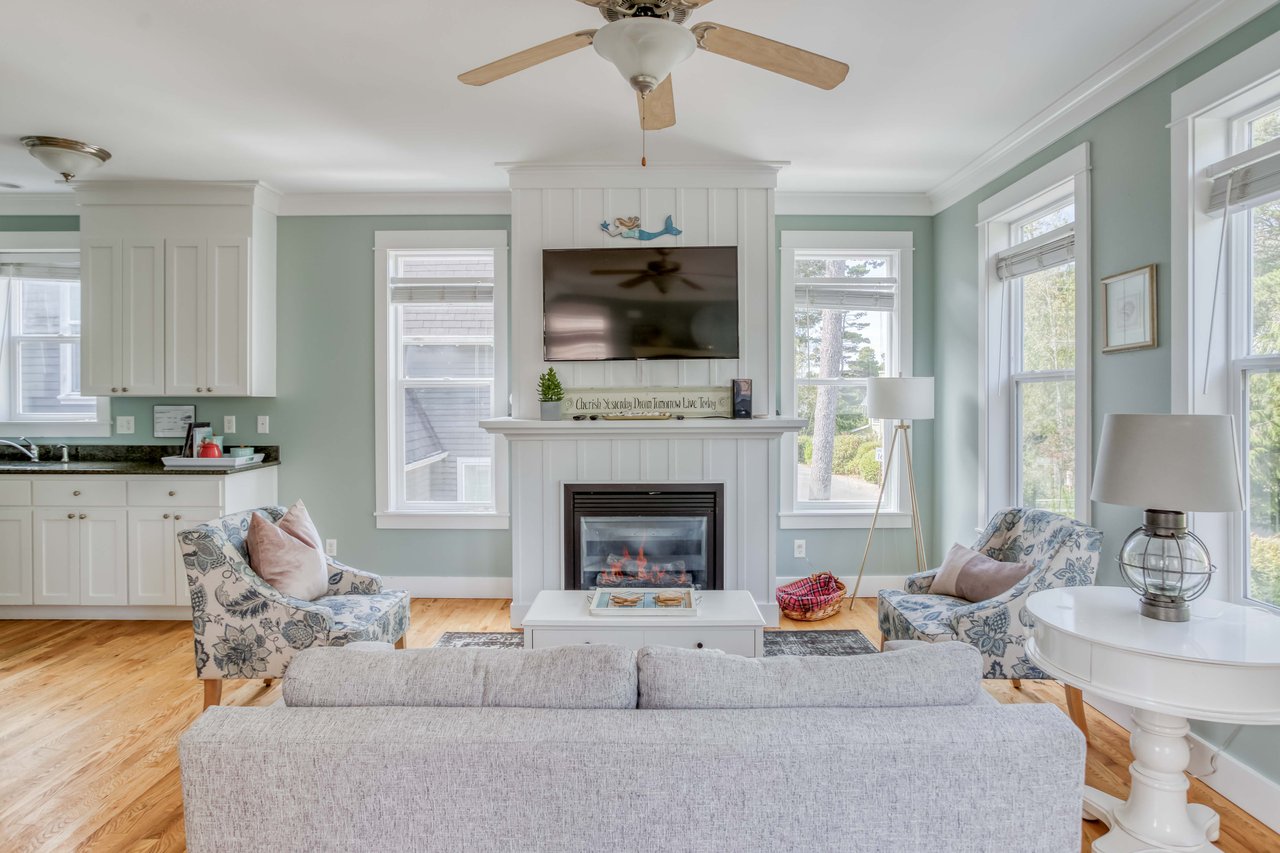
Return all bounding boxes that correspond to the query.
[0,0,1246,196]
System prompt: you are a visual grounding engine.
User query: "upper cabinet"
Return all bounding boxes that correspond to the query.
[77,182,277,397]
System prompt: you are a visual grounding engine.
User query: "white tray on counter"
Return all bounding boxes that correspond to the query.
[161,453,265,469]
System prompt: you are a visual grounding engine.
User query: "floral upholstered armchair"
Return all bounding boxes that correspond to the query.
[179,506,411,708]
[878,508,1101,682]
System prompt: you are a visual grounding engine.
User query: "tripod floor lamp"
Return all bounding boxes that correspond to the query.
[850,376,934,602]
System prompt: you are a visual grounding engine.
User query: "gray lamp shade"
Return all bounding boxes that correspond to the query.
[866,377,934,421]
[1091,414,1243,512]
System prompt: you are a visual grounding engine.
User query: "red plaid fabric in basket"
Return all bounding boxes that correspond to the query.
[776,571,843,611]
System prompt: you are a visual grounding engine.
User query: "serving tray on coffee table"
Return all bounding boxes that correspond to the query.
[588,587,699,616]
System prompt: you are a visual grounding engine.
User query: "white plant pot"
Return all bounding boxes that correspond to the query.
[540,401,562,421]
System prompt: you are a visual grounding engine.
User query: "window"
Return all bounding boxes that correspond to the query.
[0,236,109,436]
[374,231,509,529]
[978,144,1091,523]
[780,231,912,528]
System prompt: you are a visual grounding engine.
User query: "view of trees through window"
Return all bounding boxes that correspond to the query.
[793,254,891,504]
[1011,203,1077,515]
[1244,100,1280,609]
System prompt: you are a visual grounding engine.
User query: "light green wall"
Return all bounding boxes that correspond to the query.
[2,214,514,579]
[931,4,1280,785]
[774,215,935,578]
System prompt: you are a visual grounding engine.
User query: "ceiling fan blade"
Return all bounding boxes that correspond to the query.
[691,23,848,90]
[458,30,596,86]
[638,75,676,130]
[592,269,647,275]
[617,274,652,288]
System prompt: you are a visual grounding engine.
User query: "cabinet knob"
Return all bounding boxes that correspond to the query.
[78,513,87,520]
[168,490,176,497]
[72,490,81,496]
[174,514,183,521]
[67,513,75,519]
[163,513,171,519]
[696,642,704,649]
[122,387,128,392]
[111,387,119,393]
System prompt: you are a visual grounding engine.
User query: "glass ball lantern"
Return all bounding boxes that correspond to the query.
[1117,510,1215,622]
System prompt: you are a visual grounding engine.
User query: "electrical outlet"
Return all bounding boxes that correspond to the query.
[116,415,135,435]
[223,415,236,434]
[325,539,337,557]
[257,415,269,434]
[793,539,806,558]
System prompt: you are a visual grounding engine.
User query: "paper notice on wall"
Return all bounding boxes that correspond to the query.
[560,386,732,418]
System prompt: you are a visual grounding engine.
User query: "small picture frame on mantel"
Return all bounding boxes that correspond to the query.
[1102,264,1157,353]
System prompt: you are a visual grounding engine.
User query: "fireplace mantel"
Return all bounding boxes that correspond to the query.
[481,417,805,441]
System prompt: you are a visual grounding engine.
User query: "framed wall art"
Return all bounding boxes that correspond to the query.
[1102,264,1157,353]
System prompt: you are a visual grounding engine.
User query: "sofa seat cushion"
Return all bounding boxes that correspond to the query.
[877,589,966,644]
[284,644,638,709]
[636,642,982,709]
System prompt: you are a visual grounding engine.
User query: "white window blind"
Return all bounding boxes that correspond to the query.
[0,252,79,281]
[994,224,1075,281]
[389,249,495,304]
[1206,135,1280,213]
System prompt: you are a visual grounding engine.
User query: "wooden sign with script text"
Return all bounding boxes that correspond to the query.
[560,386,732,418]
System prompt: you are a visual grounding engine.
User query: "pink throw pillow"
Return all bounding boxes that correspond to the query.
[931,543,1032,603]
[278,499,324,552]
[247,510,328,600]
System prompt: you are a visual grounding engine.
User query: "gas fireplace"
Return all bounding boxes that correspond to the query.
[564,484,724,591]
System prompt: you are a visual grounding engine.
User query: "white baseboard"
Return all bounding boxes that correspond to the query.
[384,575,513,599]
[1084,692,1280,835]
[776,573,907,598]
[0,605,190,620]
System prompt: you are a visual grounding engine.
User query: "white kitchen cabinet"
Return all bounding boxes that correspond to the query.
[79,238,166,396]
[131,506,221,606]
[3,465,277,616]
[33,509,128,606]
[0,509,33,605]
[78,181,277,398]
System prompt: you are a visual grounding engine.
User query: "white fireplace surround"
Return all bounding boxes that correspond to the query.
[491,162,797,626]
[482,418,804,626]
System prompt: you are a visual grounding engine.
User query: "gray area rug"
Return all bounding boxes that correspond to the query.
[434,630,878,657]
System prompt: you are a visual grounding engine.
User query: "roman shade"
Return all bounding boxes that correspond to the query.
[994,224,1075,281]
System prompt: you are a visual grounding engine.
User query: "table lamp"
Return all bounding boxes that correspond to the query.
[849,376,934,600]
[1091,413,1243,621]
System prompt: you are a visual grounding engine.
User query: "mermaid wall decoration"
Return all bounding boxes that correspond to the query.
[599,215,682,241]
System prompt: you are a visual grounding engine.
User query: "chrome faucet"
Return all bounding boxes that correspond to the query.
[0,437,39,462]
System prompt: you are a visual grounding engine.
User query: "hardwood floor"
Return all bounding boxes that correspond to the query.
[0,598,1274,852]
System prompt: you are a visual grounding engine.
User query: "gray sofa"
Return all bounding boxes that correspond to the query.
[180,642,1085,853]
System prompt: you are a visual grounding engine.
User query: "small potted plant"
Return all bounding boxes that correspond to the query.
[538,367,565,421]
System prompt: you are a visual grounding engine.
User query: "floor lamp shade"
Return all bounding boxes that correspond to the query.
[867,377,934,421]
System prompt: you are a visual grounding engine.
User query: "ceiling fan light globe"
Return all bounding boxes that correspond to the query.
[592,18,695,95]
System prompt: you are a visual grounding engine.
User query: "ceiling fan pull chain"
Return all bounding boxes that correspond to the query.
[641,114,648,167]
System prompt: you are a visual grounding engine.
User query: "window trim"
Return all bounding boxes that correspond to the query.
[0,232,109,437]
[977,143,1092,525]
[373,230,509,530]
[779,230,914,529]
[1174,35,1280,608]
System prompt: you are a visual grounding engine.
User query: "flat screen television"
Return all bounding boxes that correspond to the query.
[543,245,739,361]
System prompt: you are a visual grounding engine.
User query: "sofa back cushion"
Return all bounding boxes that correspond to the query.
[283,644,638,709]
[637,642,981,709]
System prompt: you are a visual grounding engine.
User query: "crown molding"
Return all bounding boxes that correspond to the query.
[926,0,1279,214]
[277,191,511,217]
[72,180,281,212]
[502,161,787,190]
[775,192,932,217]
[0,192,78,216]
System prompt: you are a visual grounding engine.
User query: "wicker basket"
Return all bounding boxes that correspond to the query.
[776,571,847,621]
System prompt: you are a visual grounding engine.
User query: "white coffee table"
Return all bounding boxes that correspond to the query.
[1027,586,1280,853]
[522,589,766,657]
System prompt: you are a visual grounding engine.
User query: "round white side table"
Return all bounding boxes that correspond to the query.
[1026,586,1280,853]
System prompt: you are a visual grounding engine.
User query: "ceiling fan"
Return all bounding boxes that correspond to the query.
[458,0,849,131]
[592,248,733,293]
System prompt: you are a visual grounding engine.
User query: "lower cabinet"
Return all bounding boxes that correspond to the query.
[130,507,221,606]
[0,510,33,605]
[33,508,128,605]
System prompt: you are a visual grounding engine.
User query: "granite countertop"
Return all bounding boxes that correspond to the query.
[0,445,280,476]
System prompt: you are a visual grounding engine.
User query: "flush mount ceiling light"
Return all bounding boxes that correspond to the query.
[19,136,112,182]
[592,17,696,95]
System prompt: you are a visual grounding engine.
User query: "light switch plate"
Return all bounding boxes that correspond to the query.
[117,415,135,435]
[325,539,337,557]
[223,415,236,434]
[257,415,269,434]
